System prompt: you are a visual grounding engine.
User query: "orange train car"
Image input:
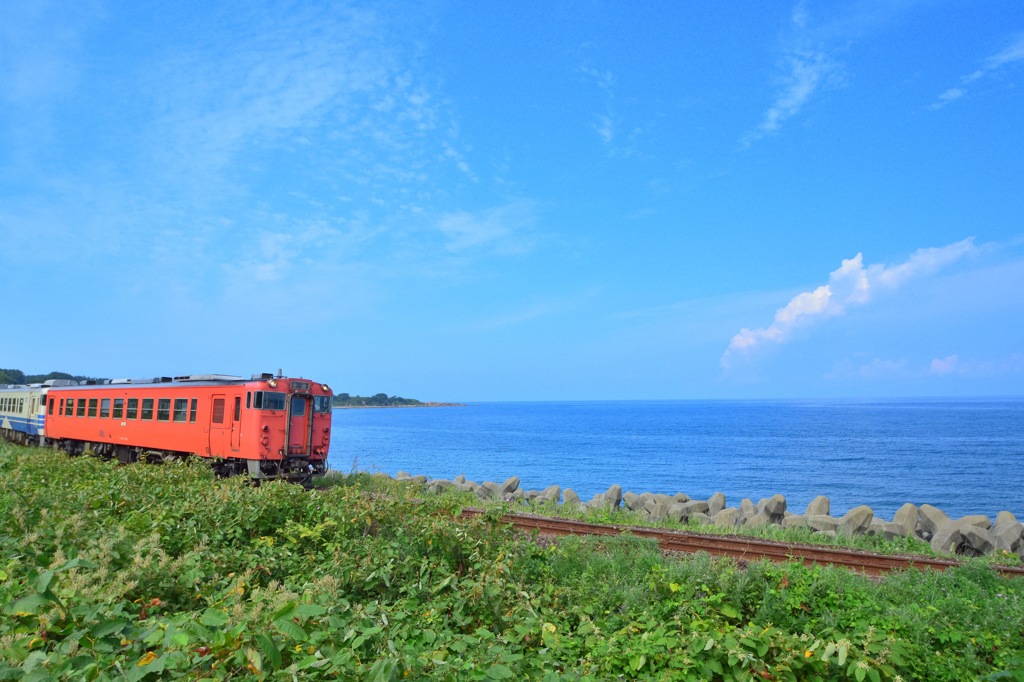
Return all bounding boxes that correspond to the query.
[44,373,333,482]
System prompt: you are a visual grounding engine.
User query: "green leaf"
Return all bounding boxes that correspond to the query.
[199,609,230,627]
[4,593,52,616]
[295,604,327,618]
[273,618,308,641]
[256,633,282,670]
[486,664,515,680]
[271,601,297,622]
[720,604,739,619]
[855,665,867,682]
[34,571,55,594]
[0,663,23,681]
[89,618,130,638]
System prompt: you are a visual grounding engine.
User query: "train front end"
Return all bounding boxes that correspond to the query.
[241,374,334,482]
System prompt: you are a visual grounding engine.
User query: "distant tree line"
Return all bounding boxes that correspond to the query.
[0,369,102,385]
[1,369,423,407]
[332,392,424,407]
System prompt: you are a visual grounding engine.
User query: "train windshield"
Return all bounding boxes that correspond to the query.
[313,396,332,414]
[253,391,287,410]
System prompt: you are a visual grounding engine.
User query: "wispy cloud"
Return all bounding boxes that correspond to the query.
[461,287,601,333]
[752,49,839,139]
[436,201,537,255]
[741,4,845,147]
[930,33,1024,109]
[721,238,977,368]
[578,66,618,147]
[929,353,1024,378]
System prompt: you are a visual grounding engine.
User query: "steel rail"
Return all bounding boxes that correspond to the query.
[460,508,1024,578]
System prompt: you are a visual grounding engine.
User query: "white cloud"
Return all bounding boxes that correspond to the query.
[756,50,838,135]
[722,238,977,368]
[929,353,1024,378]
[930,355,959,376]
[930,33,1024,109]
[436,201,537,255]
[741,3,846,147]
[578,64,631,153]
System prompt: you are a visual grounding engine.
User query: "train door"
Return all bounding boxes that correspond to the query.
[230,396,242,451]
[288,394,311,455]
[208,394,230,456]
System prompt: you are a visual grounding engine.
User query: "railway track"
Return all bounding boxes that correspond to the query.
[461,508,1024,578]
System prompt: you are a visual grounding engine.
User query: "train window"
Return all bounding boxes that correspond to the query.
[212,398,225,424]
[262,392,286,411]
[291,396,306,417]
[127,398,138,419]
[247,392,251,409]
[173,398,187,422]
[234,396,241,421]
[49,399,55,416]
[141,398,154,420]
[100,399,111,418]
[77,399,86,417]
[189,398,197,423]
[88,399,98,418]
[157,398,171,421]
[113,398,124,419]
[19,398,24,413]
[314,396,332,414]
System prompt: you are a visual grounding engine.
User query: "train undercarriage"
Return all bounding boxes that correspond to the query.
[0,428,43,447]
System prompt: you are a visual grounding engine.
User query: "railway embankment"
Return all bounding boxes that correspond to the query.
[388,471,1024,560]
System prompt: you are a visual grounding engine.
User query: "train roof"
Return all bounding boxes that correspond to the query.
[44,373,325,391]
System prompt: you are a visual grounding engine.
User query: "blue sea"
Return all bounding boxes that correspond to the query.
[327,398,1024,521]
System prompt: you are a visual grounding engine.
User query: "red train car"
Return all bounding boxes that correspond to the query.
[44,373,333,482]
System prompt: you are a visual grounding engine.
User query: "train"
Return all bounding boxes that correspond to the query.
[0,372,333,482]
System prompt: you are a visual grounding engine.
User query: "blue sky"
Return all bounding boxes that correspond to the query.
[2,1,1022,401]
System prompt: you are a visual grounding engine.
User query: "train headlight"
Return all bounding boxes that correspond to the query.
[268,379,277,388]
[321,384,329,391]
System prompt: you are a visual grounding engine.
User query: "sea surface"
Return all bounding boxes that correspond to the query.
[327,398,1024,520]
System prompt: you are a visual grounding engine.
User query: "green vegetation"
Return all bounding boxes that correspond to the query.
[332,393,424,407]
[2,444,1023,680]
[0,370,101,385]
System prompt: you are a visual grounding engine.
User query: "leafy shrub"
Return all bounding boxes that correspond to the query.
[1,443,1022,680]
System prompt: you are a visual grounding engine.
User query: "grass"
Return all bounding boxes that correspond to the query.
[2,442,1023,680]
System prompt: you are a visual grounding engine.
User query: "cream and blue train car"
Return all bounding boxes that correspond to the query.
[0,380,77,446]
